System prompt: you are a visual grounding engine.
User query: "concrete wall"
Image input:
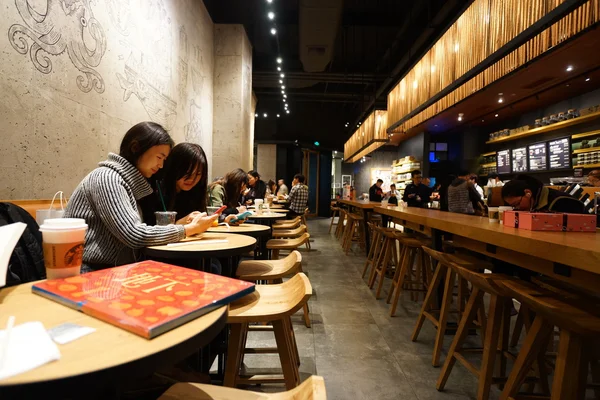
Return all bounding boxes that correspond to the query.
[0,0,215,199]
[256,144,277,183]
[212,24,254,178]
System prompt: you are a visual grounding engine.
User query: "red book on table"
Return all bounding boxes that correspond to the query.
[32,260,254,339]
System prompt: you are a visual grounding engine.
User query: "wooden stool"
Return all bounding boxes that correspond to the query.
[500,279,600,400]
[158,375,327,400]
[225,273,312,390]
[273,218,301,230]
[335,209,347,240]
[367,227,399,298]
[437,266,516,400]
[362,222,388,280]
[236,250,302,283]
[266,234,311,328]
[301,208,311,250]
[386,234,432,315]
[412,246,491,367]
[329,206,340,233]
[272,225,307,239]
[342,214,365,255]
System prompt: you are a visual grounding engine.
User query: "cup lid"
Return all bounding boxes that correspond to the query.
[40,218,88,231]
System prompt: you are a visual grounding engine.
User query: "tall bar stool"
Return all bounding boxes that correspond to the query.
[342,213,365,255]
[386,234,432,314]
[362,222,386,280]
[367,229,403,299]
[335,208,347,240]
[224,273,312,390]
[499,279,600,400]
[329,205,340,233]
[159,375,327,400]
[301,208,311,250]
[437,265,516,400]
[412,246,491,367]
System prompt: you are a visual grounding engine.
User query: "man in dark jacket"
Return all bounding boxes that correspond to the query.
[369,179,384,202]
[447,170,484,214]
[403,170,431,208]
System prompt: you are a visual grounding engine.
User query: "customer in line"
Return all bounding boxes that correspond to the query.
[369,179,384,201]
[243,170,267,205]
[287,173,309,218]
[266,180,277,196]
[502,174,584,213]
[469,174,484,200]
[65,122,218,272]
[447,170,484,215]
[277,179,289,196]
[208,176,225,207]
[403,170,431,208]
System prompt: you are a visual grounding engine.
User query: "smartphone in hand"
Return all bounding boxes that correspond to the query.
[213,205,228,215]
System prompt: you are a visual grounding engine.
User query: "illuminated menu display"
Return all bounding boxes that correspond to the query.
[512,147,528,173]
[549,138,570,170]
[497,150,511,175]
[528,142,547,171]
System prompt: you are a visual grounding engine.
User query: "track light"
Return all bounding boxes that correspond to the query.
[268,12,275,20]
[276,57,282,64]
[458,113,464,122]
[270,28,277,35]
[263,113,268,118]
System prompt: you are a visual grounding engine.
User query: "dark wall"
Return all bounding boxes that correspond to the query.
[275,145,303,187]
[318,152,333,217]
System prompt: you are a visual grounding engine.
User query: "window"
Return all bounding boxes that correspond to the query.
[429,142,448,163]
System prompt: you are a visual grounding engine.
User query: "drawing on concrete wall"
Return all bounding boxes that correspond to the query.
[8,0,107,93]
[115,0,178,128]
[184,99,203,144]
[178,25,189,104]
[106,0,133,36]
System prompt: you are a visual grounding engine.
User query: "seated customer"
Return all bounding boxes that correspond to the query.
[469,174,484,200]
[65,122,218,272]
[243,170,267,205]
[587,169,600,187]
[447,170,484,215]
[277,179,289,196]
[287,173,309,218]
[502,174,585,213]
[208,177,225,207]
[221,168,249,223]
[402,170,431,208]
[369,179,384,202]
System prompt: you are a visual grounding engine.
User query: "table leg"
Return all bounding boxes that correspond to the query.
[362,208,371,256]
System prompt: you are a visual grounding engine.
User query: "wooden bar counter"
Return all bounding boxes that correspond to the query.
[376,205,600,292]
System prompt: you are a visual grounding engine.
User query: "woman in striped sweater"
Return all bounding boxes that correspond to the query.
[65,122,218,272]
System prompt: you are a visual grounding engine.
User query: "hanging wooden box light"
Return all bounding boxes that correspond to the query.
[343,110,388,163]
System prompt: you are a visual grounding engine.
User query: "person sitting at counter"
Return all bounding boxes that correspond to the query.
[469,174,484,200]
[369,179,384,201]
[403,170,431,208]
[502,174,585,213]
[447,170,484,215]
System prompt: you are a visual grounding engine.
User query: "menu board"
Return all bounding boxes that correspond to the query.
[511,147,528,173]
[549,137,571,169]
[497,150,511,174]
[528,142,547,171]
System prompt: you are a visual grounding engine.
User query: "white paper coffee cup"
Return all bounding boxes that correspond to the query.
[39,218,87,279]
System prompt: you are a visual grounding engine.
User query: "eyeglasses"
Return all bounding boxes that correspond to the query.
[508,196,523,208]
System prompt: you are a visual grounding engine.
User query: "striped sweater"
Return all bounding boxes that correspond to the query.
[65,153,185,270]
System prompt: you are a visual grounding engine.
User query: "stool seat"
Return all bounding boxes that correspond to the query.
[273,220,301,230]
[267,233,310,251]
[158,375,327,400]
[272,225,307,238]
[274,216,300,225]
[228,273,312,323]
[236,251,302,281]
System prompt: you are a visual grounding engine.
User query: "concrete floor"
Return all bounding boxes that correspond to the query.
[240,218,501,400]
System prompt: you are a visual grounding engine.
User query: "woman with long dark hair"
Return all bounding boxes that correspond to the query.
[65,122,218,272]
[222,168,249,217]
[243,170,267,205]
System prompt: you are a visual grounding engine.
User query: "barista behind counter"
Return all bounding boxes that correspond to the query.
[403,170,432,208]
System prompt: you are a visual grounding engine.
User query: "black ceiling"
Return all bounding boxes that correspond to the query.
[204,0,470,150]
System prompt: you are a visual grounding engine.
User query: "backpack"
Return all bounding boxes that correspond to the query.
[0,203,46,286]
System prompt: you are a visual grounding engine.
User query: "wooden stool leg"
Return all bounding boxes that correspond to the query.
[362,229,379,279]
[302,303,311,328]
[328,210,337,233]
[284,316,300,367]
[411,261,445,342]
[224,323,247,388]
[386,244,406,304]
[437,287,484,391]
[477,294,503,400]
[432,268,456,367]
[369,237,388,289]
[551,330,588,400]
[375,238,393,299]
[389,248,415,316]
[273,319,299,390]
[510,305,525,347]
[499,315,554,400]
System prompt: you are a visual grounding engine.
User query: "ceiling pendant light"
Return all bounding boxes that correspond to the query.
[270,28,277,35]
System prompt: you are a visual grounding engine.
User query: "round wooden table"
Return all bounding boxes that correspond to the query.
[0,283,227,393]
[246,212,287,226]
[208,224,271,259]
[145,232,256,260]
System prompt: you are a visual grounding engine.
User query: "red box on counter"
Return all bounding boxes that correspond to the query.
[503,211,597,232]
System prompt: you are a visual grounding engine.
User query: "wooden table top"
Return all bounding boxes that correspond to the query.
[208,224,271,235]
[338,199,382,209]
[246,213,287,219]
[146,232,256,259]
[376,205,600,273]
[0,283,227,386]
